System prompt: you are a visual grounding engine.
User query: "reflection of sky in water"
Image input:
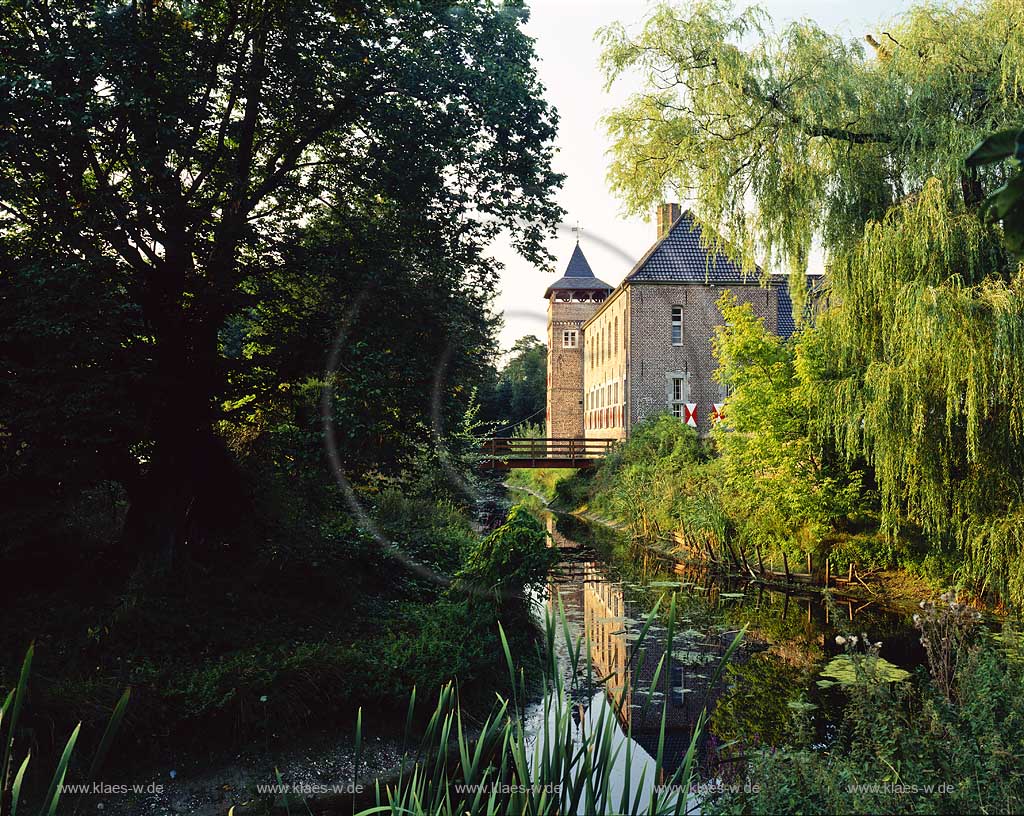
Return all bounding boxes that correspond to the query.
[522,690,693,815]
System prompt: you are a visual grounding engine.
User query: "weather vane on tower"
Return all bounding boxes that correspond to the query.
[571,221,584,244]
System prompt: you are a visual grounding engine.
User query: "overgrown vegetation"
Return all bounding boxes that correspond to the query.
[706,597,1024,815]
[518,403,891,587]
[1,646,130,816]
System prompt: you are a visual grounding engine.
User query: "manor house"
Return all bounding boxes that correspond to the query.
[545,203,799,440]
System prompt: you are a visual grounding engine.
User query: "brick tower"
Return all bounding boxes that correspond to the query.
[545,243,612,439]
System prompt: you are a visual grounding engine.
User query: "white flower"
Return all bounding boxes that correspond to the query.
[835,635,847,645]
[874,641,882,649]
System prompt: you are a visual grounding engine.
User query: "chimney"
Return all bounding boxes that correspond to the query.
[656,202,681,240]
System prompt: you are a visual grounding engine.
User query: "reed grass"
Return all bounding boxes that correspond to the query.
[342,595,746,816]
[0,644,130,816]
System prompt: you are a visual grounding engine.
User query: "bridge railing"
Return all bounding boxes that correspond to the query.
[479,437,617,465]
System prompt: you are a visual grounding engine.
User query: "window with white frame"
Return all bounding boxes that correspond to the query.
[671,306,683,345]
[562,329,578,348]
[669,374,688,418]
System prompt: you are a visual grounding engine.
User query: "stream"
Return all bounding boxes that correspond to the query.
[516,495,927,805]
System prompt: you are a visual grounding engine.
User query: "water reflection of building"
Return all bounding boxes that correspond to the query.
[581,562,630,715]
[549,561,728,779]
[538,503,929,788]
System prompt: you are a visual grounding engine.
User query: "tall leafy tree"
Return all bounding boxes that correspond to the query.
[480,334,547,428]
[0,0,563,569]
[711,294,862,552]
[601,0,1024,603]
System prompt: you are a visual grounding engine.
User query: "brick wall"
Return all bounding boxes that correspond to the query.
[627,283,778,434]
[546,297,603,439]
[582,288,629,441]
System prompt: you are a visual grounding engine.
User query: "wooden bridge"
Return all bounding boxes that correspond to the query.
[479,437,616,469]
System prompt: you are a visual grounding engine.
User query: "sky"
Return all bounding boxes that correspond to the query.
[492,0,912,352]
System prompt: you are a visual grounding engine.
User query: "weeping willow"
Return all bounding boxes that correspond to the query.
[601,0,1024,605]
[808,181,1024,604]
[600,0,1024,290]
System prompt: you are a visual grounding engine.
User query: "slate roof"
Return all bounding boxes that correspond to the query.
[772,277,797,338]
[544,243,614,299]
[625,210,760,285]
[773,273,826,338]
[621,209,822,339]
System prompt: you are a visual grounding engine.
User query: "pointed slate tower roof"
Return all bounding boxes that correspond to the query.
[544,243,613,299]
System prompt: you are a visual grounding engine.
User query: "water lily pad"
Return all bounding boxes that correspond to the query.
[787,700,818,712]
[819,654,911,687]
[672,650,717,665]
[719,592,745,599]
[648,581,681,588]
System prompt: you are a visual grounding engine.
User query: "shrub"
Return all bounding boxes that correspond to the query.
[457,504,553,599]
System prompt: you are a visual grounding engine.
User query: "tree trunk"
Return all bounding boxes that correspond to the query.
[117,283,240,576]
